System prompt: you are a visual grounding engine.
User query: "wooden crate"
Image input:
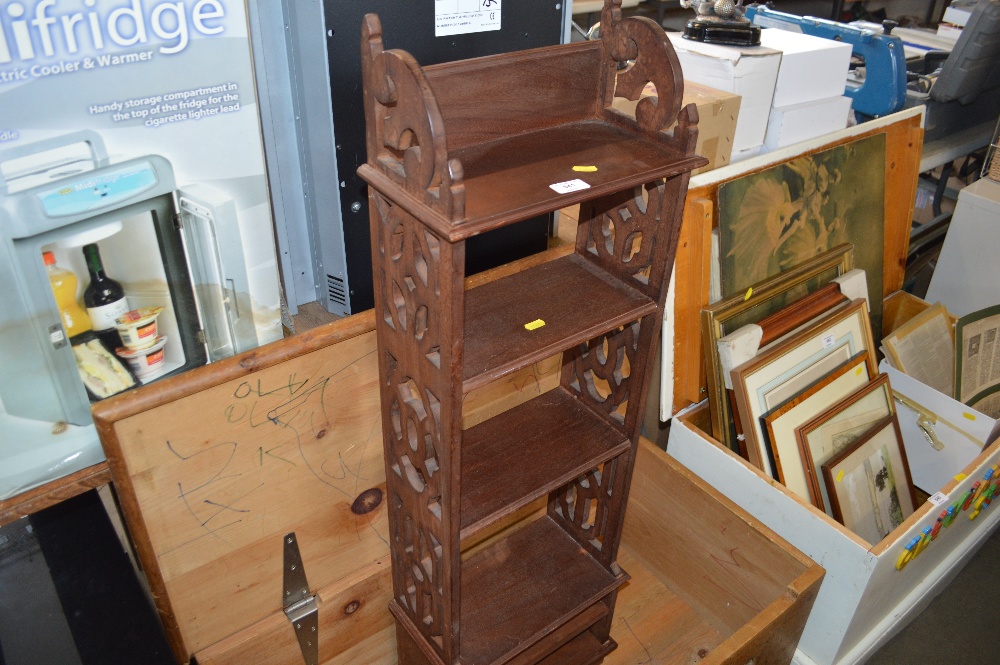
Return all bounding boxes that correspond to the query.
[668,352,1000,664]
[92,251,823,665]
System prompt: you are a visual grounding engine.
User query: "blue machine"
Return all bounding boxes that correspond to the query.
[743,5,908,118]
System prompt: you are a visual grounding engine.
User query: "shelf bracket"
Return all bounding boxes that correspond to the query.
[282,532,319,665]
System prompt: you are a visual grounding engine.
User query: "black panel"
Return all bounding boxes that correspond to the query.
[324,0,564,312]
[22,491,174,665]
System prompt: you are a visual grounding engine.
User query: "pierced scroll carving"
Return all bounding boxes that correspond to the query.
[550,458,620,560]
[565,321,642,428]
[599,1,701,157]
[375,194,443,369]
[372,189,450,658]
[361,14,465,219]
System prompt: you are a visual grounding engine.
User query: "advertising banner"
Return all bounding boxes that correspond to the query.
[0,0,281,341]
[0,0,283,500]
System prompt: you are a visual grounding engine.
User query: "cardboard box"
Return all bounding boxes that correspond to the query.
[613,79,741,174]
[759,29,852,108]
[667,33,781,152]
[763,95,852,151]
[667,292,1000,665]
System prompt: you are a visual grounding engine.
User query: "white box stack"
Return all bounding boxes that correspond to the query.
[758,28,854,152]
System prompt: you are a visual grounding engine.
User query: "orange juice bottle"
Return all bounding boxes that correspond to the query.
[44,251,92,339]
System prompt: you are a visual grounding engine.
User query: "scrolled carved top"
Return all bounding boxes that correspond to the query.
[361,14,463,218]
[600,0,685,136]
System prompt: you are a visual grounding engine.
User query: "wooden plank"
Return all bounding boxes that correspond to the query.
[196,444,800,665]
[0,462,112,527]
[424,41,604,150]
[460,387,630,540]
[672,195,713,411]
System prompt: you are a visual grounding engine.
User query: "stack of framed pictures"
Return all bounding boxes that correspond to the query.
[702,249,918,544]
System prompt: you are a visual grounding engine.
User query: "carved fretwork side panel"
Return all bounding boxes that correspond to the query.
[563,322,641,433]
[549,458,620,562]
[370,191,461,664]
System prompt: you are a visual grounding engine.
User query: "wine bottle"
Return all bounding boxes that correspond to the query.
[83,243,129,349]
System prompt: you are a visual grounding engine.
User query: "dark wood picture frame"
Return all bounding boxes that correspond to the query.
[796,374,895,513]
[822,414,916,544]
[760,351,876,503]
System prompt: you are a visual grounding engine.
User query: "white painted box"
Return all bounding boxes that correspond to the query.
[764,95,853,151]
[667,33,781,151]
[667,367,999,665]
[759,28,852,108]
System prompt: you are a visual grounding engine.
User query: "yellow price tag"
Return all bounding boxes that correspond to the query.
[572,165,598,172]
[954,473,967,482]
[524,319,546,331]
[744,287,753,301]
[963,412,977,421]
[836,470,845,483]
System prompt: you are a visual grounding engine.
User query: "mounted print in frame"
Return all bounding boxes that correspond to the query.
[796,374,895,514]
[731,299,877,477]
[718,133,886,331]
[760,351,876,503]
[822,414,916,545]
[701,244,855,452]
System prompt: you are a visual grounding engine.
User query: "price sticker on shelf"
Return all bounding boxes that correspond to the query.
[822,333,836,348]
[524,319,546,331]
[549,179,590,194]
[928,491,949,507]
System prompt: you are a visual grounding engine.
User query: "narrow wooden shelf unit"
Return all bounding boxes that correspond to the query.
[361,0,707,662]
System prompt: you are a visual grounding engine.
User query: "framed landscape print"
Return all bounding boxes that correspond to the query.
[731,299,876,477]
[822,414,916,545]
[796,374,895,513]
[760,351,875,503]
[701,244,855,451]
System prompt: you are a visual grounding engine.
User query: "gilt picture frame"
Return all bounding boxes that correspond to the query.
[701,244,855,452]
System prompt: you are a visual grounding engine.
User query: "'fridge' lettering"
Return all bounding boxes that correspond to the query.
[0,0,227,65]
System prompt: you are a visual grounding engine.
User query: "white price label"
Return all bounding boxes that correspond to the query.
[928,491,949,507]
[822,333,835,348]
[549,179,591,195]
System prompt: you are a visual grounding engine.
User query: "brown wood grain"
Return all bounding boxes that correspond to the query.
[673,195,713,410]
[194,438,821,665]
[0,463,112,527]
[623,440,821,638]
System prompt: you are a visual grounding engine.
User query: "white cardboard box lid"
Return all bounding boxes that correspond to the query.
[759,28,852,107]
[881,361,996,493]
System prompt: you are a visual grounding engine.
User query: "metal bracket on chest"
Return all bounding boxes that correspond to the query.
[283,532,319,665]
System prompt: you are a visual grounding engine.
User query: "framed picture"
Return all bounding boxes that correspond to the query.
[795,374,895,513]
[822,414,916,544]
[718,133,886,332]
[731,299,877,477]
[701,244,855,452]
[760,352,875,503]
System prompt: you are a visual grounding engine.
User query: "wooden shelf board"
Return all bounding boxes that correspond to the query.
[449,120,705,239]
[459,515,627,665]
[459,386,631,540]
[463,253,656,393]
